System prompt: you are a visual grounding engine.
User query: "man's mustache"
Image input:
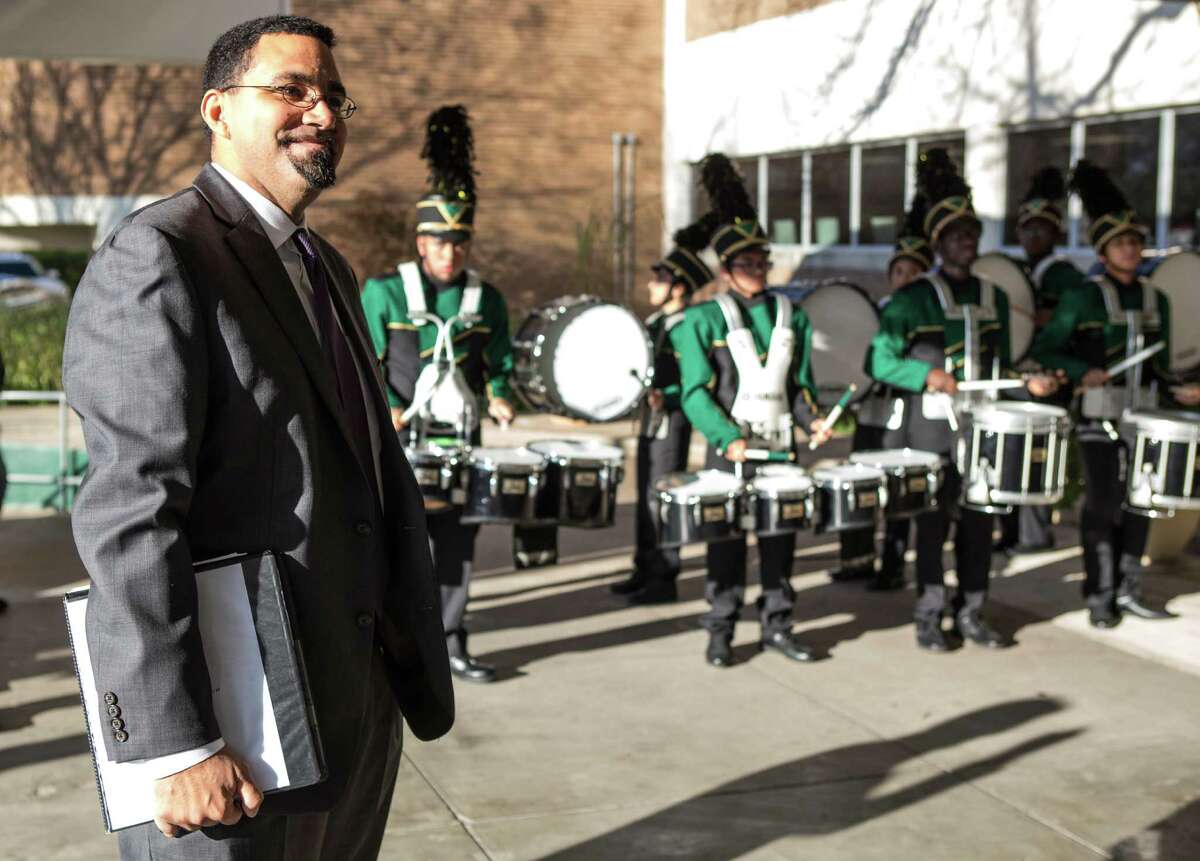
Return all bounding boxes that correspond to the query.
[279,132,336,148]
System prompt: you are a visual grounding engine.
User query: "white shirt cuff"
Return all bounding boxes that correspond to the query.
[130,738,226,780]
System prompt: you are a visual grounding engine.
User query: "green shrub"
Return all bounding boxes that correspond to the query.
[0,302,69,391]
[26,249,91,294]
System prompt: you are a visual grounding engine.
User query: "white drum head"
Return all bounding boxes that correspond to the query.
[797,283,878,408]
[750,470,814,494]
[1147,251,1200,373]
[527,438,624,464]
[849,448,940,469]
[971,252,1036,361]
[657,469,743,499]
[554,303,651,421]
[812,463,885,484]
[469,447,545,468]
[967,401,1069,433]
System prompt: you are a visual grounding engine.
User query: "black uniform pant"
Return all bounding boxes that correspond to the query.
[634,411,692,584]
[427,506,480,656]
[998,504,1054,549]
[1078,428,1151,612]
[838,421,911,578]
[700,449,795,638]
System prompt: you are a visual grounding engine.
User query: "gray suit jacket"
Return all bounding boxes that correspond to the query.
[63,164,453,812]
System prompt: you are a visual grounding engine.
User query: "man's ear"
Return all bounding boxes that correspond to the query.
[201,89,231,140]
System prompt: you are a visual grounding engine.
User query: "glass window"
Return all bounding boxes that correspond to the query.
[1084,117,1159,234]
[1004,126,1072,244]
[810,149,850,246]
[1172,111,1200,248]
[767,155,804,244]
[859,144,906,245]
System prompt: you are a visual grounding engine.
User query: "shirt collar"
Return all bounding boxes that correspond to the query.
[211,162,305,252]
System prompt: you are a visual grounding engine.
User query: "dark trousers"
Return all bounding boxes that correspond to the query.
[699,449,795,638]
[1078,430,1151,612]
[119,653,402,861]
[838,421,911,577]
[427,506,479,656]
[634,411,692,584]
[998,504,1054,549]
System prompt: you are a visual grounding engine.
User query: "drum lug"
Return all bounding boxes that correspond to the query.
[805,495,815,522]
[489,472,499,497]
[927,468,940,499]
[725,497,737,524]
[845,483,855,513]
[877,482,889,513]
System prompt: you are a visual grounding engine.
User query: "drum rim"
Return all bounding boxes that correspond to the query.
[1124,409,1200,442]
[467,447,547,470]
[812,463,886,482]
[747,475,815,496]
[526,438,625,465]
[655,469,744,501]
[965,400,1071,431]
[848,447,942,469]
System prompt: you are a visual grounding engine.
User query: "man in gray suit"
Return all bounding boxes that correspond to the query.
[63,15,453,859]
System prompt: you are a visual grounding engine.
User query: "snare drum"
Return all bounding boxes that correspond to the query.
[406,443,466,511]
[848,449,941,519]
[656,470,744,547]
[527,439,625,528]
[460,447,547,525]
[811,464,887,534]
[957,402,1071,512]
[743,464,815,536]
[1122,409,1200,514]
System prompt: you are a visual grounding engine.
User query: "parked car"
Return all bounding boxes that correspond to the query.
[0,252,70,309]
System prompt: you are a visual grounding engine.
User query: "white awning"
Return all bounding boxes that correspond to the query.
[0,0,291,65]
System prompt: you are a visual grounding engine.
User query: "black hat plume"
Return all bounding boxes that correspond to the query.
[699,153,768,264]
[916,148,979,243]
[417,105,477,238]
[1069,159,1146,251]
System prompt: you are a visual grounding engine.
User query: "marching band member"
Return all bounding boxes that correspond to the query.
[361,105,514,683]
[996,167,1083,556]
[1030,161,1200,628]
[613,218,712,604]
[671,154,831,667]
[868,149,1060,652]
[836,201,932,591]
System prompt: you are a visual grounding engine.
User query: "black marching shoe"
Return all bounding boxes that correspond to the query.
[706,634,734,668]
[611,573,647,595]
[1088,606,1122,629]
[956,612,1006,648]
[761,631,816,663]
[629,582,678,606]
[830,564,873,583]
[915,618,951,652]
[1116,594,1175,620]
[866,571,905,592]
[449,653,497,684]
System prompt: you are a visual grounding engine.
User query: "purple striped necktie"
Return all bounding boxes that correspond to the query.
[291,228,374,482]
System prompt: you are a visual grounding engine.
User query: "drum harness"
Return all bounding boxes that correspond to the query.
[1082,275,1161,427]
[917,273,1001,430]
[397,260,485,445]
[713,292,795,453]
[639,309,687,440]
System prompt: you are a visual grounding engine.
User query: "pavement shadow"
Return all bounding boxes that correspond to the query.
[537,698,1081,860]
[1110,796,1200,860]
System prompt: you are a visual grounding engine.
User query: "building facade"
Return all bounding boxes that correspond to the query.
[663,0,1200,293]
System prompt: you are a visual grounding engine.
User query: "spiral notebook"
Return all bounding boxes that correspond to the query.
[64,551,326,832]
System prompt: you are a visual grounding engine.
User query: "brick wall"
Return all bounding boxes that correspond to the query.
[686,0,838,41]
[0,1,665,316]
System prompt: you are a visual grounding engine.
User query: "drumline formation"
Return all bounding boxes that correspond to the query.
[363,104,1200,679]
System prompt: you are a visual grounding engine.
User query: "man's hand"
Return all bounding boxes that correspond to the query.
[390,407,408,432]
[1080,368,1110,390]
[1025,374,1061,398]
[808,417,833,448]
[488,397,516,426]
[647,388,665,411]
[723,439,748,463]
[1172,384,1200,407]
[153,750,262,838]
[925,368,958,395]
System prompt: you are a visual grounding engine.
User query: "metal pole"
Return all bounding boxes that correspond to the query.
[624,133,638,305]
[612,133,624,299]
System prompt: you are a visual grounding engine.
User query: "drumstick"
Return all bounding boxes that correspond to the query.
[743,449,796,462]
[955,379,1026,392]
[808,384,856,450]
[1105,341,1165,380]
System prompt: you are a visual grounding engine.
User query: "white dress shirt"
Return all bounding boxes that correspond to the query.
[132,163,382,780]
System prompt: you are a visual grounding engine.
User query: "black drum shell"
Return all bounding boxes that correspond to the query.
[747,490,813,536]
[657,493,742,548]
[813,480,883,534]
[976,430,1054,494]
[534,460,622,528]
[1126,436,1200,511]
[879,468,935,519]
[460,464,542,525]
[407,451,463,512]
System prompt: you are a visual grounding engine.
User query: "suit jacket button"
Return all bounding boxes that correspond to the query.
[113,730,128,743]
[107,705,121,719]
[357,613,374,629]
[355,521,372,536]
[110,718,125,731]
[103,692,117,706]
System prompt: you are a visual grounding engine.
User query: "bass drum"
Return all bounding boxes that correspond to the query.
[795,282,878,409]
[971,252,1036,363]
[1145,250,1200,377]
[513,295,653,422]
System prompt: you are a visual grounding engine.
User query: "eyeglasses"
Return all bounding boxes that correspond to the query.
[223,83,358,119]
[730,258,772,274]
